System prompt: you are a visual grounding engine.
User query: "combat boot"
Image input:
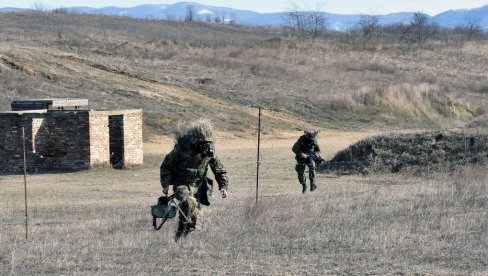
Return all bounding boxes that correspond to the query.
[187,219,197,233]
[301,183,307,194]
[310,179,317,192]
[175,222,189,241]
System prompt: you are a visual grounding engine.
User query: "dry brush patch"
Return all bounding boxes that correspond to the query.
[318,83,474,126]
[323,129,488,175]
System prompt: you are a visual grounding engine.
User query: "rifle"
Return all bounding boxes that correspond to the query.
[307,154,325,165]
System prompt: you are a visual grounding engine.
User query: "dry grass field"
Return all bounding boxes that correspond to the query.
[1,13,488,136]
[1,133,487,275]
[1,12,488,275]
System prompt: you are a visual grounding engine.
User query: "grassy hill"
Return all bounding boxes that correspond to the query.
[1,13,487,138]
[1,13,488,275]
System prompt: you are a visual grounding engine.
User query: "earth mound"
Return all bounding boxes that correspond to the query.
[320,130,488,175]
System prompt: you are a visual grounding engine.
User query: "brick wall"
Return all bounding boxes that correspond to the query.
[122,110,143,166]
[0,109,143,173]
[89,113,110,167]
[88,110,144,167]
[39,111,91,170]
[0,114,24,171]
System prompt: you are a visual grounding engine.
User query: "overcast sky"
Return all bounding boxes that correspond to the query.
[1,0,488,15]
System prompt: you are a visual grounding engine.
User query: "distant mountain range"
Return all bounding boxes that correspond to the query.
[1,2,488,30]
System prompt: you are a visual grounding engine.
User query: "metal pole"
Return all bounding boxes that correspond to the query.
[256,107,261,204]
[463,129,467,160]
[22,127,28,240]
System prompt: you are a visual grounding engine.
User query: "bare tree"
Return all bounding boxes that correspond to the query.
[32,1,49,13]
[205,14,212,23]
[455,16,483,40]
[284,4,307,38]
[308,9,327,38]
[408,12,436,43]
[185,5,195,22]
[166,14,176,21]
[357,14,380,40]
[284,3,327,39]
[220,11,226,24]
[51,7,69,14]
[352,14,381,50]
[229,13,236,25]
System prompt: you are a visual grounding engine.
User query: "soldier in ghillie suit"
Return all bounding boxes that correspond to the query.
[160,119,229,240]
[292,130,323,193]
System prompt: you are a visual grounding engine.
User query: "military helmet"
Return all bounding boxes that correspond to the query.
[304,130,319,139]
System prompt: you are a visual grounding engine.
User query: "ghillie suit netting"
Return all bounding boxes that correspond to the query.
[173,118,214,152]
[320,130,488,175]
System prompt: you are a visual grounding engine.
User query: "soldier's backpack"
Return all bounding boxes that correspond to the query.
[151,195,177,230]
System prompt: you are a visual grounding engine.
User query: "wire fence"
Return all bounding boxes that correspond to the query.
[2,108,486,172]
[1,112,487,188]
[1,107,488,239]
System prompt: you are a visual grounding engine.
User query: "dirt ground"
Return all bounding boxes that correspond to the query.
[1,131,487,275]
[145,130,373,157]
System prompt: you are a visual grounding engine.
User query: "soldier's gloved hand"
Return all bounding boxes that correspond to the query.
[301,153,309,159]
[162,187,169,195]
[220,189,228,198]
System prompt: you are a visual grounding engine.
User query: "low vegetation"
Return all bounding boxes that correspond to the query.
[323,128,488,175]
[1,141,487,274]
[1,11,487,274]
[0,13,487,137]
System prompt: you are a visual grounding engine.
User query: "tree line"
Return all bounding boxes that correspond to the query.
[30,2,486,43]
[284,10,486,43]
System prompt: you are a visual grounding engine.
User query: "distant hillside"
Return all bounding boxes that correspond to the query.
[434,5,488,28]
[0,13,486,138]
[1,2,488,30]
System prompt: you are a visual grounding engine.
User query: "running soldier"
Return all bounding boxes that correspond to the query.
[160,119,229,240]
[292,130,323,193]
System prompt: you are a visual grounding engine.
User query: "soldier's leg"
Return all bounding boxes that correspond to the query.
[295,163,307,193]
[308,162,317,191]
[186,197,199,232]
[174,186,194,240]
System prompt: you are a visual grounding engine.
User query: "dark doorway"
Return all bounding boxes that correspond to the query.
[109,115,124,169]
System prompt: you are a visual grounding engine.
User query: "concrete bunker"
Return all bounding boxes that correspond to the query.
[0,99,143,172]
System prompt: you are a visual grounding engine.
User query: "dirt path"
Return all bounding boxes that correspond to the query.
[144,130,376,158]
[0,46,319,134]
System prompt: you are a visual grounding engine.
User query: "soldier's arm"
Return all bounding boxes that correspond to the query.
[314,142,322,156]
[293,136,309,159]
[209,155,229,191]
[292,137,303,155]
[160,149,176,189]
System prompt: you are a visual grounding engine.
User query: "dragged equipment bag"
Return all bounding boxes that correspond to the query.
[151,195,177,230]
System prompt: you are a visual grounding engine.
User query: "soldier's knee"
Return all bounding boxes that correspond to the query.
[187,197,198,208]
[175,186,191,201]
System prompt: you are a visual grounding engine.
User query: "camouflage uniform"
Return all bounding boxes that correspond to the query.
[292,131,321,193]
[160,119,228,240]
